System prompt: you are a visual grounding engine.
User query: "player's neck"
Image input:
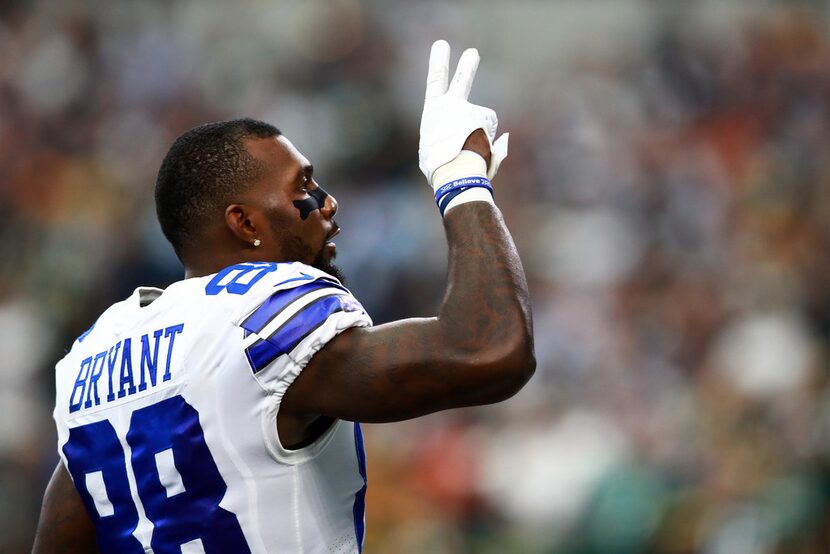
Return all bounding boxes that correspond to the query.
[184,258,241,279]
[184,251,278,279]
[183,227,281,279]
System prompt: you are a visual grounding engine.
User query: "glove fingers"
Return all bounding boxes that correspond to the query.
[425,40,451,99]
[448,48,480,100]
[483,108,498,142]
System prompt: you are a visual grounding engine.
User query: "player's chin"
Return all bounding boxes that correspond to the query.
[312,245,347,284]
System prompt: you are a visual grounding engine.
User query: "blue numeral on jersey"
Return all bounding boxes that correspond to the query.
[63,396,250,553]
[127,396,250,553]
[63,420,144,553]
[205,263,278,296]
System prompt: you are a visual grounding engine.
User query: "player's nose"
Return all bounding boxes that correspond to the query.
[323,192,338,219]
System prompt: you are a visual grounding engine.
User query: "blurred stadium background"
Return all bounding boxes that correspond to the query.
[3,0,830,552]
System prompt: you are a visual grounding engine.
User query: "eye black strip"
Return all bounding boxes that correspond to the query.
[292,187,329,220]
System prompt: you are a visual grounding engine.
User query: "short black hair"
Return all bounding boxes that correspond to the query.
[155,118,281,259]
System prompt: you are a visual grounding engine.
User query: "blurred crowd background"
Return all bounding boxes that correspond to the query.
[2,0,830,552]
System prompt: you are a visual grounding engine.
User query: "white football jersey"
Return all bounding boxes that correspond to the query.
[53,262,373,554]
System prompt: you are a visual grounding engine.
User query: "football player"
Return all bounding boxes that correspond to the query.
[33,40,534,554]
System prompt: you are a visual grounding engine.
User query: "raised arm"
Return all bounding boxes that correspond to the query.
[280,41,534,431]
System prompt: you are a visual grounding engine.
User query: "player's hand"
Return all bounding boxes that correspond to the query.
[418,40,509,189]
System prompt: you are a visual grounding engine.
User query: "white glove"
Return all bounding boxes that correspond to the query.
[418,40,509,190]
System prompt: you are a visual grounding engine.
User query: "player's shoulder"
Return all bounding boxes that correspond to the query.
[230,262,372,376]
[202,261,371,376]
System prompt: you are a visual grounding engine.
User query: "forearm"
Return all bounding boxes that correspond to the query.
[437,201,535,398]
[442,202,531,337]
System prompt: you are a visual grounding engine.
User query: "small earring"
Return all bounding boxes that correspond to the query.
[253,238,261,247]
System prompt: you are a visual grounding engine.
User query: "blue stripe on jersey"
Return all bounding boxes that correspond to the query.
[244,294,346,372]
[242,280,349,335]
[353,422,367,552]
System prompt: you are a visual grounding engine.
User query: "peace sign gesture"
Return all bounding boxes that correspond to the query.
[419,40,509,189]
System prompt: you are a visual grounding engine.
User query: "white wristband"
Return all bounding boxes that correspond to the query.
[443,187,495,215]
[432,151,495,216]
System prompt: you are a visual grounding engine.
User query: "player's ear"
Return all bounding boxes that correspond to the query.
[224,204,260,245]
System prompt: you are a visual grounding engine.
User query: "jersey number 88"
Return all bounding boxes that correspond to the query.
[63,395,251,553]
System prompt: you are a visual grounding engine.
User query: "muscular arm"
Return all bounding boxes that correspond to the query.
[33,462,98,554]
[282,132,535,427]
